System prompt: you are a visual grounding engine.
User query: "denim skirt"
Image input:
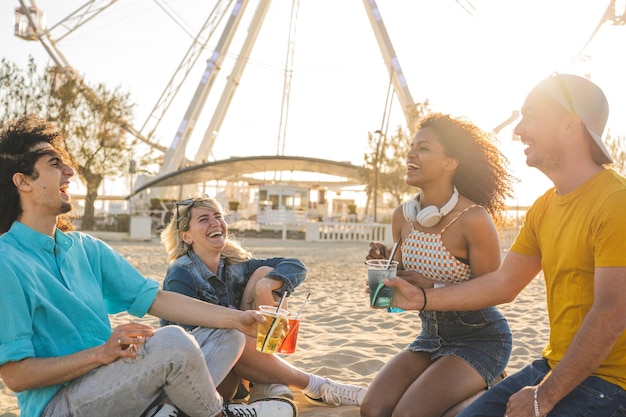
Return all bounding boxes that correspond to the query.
[406,307,512,386]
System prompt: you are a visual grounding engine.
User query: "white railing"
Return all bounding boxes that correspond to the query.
[306,223,519,247]
[305,222,392,242]
[500,226,520,252]
[257,209,307,226]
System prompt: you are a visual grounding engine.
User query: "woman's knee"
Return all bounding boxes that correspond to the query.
[361,394,393,417]
[240,266,276,310]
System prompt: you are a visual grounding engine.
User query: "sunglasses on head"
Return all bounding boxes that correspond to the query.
[174,195,215,220]
[174,198,195,220]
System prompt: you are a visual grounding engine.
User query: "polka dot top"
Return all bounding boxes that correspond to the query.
[401,205,479,284]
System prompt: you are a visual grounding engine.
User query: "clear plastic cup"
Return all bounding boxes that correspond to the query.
[256,305,289,354]
[366,259,398,308]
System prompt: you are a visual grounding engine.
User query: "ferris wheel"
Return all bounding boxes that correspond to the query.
[13,0,421,189]
[12,0,229,157]
[14,0,625,183]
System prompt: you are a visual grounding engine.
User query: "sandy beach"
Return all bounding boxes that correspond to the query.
[0,236,548,417]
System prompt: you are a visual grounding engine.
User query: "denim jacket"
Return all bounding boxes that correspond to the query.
[161,250,307,330]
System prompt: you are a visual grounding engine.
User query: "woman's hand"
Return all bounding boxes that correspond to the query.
[240,267,283,311]
[366,241,389,261]
[253,277,284,308]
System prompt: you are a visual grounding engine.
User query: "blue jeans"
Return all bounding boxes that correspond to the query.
[41,325,245,417]
[458,358,626,417]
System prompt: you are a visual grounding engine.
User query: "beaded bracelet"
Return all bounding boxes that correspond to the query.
[418,287,427,311]
[533,386,541,417]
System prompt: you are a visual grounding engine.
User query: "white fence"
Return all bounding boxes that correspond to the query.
[305,222,392,242]
[257,209,307,226]
[499,226,520,252]
[305,223,520,248]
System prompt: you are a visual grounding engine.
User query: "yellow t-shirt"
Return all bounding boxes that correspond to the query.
[511,169,626,390]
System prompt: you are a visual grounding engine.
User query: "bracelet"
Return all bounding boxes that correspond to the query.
[533,385,540,417]
[418,287,427,311]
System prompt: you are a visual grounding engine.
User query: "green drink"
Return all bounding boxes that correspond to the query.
[366,259,398,308]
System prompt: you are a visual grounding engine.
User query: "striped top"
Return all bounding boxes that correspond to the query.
[401,206,479,284]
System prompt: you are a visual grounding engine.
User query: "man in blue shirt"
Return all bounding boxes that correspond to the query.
[0,115,297,417]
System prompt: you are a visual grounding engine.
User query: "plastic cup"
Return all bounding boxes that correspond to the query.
[256,305,289,354]
[366,259,399,308]
[277,314,300,354]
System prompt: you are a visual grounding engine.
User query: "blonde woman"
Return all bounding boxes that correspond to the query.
[160,196,367,411]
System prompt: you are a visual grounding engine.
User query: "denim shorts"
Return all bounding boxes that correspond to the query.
[405,307,512,386]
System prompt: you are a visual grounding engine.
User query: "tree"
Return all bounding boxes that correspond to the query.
[360,102,430,221]
[360,126,413,221]
[0,57,138,230]
[378,126,416,206]
[0,57,49,119]
[605,130,626,175]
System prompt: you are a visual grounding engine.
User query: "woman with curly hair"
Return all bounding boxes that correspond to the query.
[362,113,515,417]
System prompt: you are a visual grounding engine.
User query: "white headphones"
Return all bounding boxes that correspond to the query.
[402,187,459,228]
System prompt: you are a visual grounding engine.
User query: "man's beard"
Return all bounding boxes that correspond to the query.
[59,201,73,215]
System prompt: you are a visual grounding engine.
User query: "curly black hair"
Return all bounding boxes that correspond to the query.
[0,115,71,233]
[415,113,516,223]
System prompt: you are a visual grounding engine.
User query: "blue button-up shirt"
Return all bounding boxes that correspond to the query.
[0,221,159,417]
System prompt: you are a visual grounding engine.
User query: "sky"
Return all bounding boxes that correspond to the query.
[2,0,625,206]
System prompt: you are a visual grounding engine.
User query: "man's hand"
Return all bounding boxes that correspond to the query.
[104,323,154,364]
[383,277,423,311]
[505,385,552,417]
[237,310,265,338]
[396,270,435,288]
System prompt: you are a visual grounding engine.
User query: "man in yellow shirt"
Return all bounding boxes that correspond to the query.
[386,73,626,417]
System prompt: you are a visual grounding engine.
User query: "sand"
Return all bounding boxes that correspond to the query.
[0,237,548,417]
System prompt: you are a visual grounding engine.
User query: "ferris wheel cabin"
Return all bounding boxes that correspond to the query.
[14,5,45,41]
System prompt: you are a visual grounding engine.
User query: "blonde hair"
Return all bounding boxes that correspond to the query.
[160,196,252,264]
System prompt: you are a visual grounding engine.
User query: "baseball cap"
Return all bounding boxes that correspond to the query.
[530,73,613,164]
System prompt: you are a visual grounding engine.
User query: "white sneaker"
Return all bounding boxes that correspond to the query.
[146,403,179,417]
[223,397,297,417]
[249,383,294,403]
[304,379,367,407]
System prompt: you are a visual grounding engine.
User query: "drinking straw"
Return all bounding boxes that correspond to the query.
[276,289,288,312]
[373,236,402,305]
[261,291,289,352]
[385,235,401,269]
[371,282,386,306]
[295,292,311,319]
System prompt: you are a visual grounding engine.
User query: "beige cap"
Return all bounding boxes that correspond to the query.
[530,73,612,164]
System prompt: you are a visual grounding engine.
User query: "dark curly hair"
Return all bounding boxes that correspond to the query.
[415,113,515,223]
[0,115,72,233]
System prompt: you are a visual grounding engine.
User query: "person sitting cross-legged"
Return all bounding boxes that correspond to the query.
[159,195,368,414]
